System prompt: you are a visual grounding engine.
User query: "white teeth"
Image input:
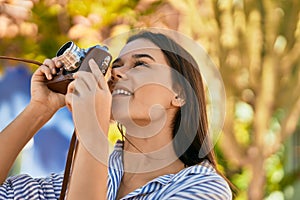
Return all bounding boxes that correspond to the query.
[113,89,132,96]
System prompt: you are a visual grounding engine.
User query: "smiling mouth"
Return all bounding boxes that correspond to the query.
[112,89,133,96]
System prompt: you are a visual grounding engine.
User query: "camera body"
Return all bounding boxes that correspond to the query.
[46,41,112,94]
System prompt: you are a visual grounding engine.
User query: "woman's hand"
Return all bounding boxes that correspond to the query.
[65,59,112,135]
[30,58,65,116]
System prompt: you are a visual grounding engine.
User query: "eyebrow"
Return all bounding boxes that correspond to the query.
[112,58,121,66]
[112,53,156,66]
[132,54,155,61]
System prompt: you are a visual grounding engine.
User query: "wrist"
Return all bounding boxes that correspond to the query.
[28,100,57,120]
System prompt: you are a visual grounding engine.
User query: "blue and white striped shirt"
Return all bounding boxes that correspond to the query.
[0,141,232,199]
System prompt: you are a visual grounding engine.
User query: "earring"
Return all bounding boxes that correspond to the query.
[172,96,185,107]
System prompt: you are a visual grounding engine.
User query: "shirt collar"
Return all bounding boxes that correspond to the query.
[109,140,216,199]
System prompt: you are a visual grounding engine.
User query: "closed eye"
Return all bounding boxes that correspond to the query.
[133,60,149,68]
[112,64,121,69]
[111,58,122,69]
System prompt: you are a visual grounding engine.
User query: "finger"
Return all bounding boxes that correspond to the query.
[67,80,75,94]
[43,58,57,75]
[107,78,114,93]
[73,77,90,95]
[73,71,95,91]
[89,59,109,91]
[67,79,83,97]
[38,65,53,80]
[53,58,64,68]
[74,78,87,94]
[65,93,73,112]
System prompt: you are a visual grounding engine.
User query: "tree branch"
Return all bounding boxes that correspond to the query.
[219,96,249,166]
[265,94,300,157]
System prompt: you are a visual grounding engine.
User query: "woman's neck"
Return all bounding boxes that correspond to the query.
[116,111,185,198]
[119,134,185,198]
[121,120,184,175]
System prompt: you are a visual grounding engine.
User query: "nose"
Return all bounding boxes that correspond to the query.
[111,66,128,81]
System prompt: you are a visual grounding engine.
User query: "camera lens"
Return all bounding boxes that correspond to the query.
[56,41,85,72]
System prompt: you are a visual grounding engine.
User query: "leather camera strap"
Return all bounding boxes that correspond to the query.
[0,55,77,199]
[0,56,43,66]
[59,131,78,200]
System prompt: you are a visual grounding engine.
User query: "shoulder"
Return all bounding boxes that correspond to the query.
[162,161,232,199]
[4,173,63,185]
[0,173,63,199]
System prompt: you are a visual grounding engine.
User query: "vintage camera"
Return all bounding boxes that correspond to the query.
[46,41,112,94]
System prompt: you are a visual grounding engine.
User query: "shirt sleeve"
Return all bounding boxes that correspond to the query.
[0,173,63,200]
[161,174,232,200]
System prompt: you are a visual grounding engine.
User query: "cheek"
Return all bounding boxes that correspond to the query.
[111,85,174,123]
[133,85,174,109]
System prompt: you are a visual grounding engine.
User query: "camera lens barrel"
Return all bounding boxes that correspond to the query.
[56,41,86,72]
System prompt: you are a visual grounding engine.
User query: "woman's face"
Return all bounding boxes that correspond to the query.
[111,38,178,131]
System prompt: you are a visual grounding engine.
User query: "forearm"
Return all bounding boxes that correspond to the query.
[66,110,110,200]
[0,103,54,183]
[66,142,108,200]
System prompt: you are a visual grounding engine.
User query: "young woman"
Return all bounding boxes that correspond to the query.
[0,31,232,199]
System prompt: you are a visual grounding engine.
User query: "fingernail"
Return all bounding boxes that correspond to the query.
[89,58,96,64]
[56,61,62,67]
[47,74,52,80]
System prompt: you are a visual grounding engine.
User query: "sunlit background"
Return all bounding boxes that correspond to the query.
[0,0,300,199]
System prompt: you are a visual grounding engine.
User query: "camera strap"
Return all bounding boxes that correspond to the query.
[0,56,43,66]
[60,131,78,200]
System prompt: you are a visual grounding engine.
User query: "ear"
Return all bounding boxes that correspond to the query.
[171,96,186,107]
